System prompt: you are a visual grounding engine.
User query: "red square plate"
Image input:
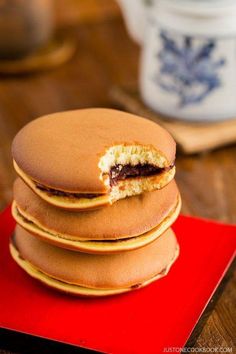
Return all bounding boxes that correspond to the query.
[0,206,235,353]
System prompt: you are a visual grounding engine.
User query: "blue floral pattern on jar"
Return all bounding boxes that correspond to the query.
[154,31,226,107]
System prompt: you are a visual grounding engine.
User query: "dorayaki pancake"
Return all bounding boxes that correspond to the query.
[12,108,176,210]
[12,178,181,253]
[10,226,179,297]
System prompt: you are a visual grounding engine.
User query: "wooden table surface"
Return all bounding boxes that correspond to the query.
[0,1,235,353]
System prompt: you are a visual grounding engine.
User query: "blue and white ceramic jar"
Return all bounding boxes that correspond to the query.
[139,0,236,121]
[117,0,236,121]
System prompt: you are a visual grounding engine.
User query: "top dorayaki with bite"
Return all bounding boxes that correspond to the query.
[12,108,176,210]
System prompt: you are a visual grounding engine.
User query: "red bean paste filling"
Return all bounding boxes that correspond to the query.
[109,164,173,186]
[35,163,174,198]
[35,183,102,199]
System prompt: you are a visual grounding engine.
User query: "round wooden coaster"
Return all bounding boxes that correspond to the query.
[0,33,77,74]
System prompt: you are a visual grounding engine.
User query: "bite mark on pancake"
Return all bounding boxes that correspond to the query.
[99,144,175,202]
[98,144,169,172]
[12,109,176,209]
[13,142,175,208]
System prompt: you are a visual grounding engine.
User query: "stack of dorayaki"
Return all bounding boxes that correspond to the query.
[10,108,181,297]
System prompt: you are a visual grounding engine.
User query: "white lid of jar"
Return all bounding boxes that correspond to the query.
[154,0,236,35]
[158,0,236,18]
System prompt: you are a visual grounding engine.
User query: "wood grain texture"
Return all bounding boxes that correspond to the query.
[0,1,235,353]
[55,0,121,27]
[0,33,77,75]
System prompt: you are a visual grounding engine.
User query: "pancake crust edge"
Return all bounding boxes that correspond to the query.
[13,178,180,241]
[12,196,181,253]
[10,226,179,296]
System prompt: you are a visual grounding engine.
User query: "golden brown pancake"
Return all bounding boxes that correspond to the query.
[12,108,176,210]
[12,178,181,253]
[10,226,179,297]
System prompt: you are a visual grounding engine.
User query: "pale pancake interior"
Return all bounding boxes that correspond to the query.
[99,144,175,202]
